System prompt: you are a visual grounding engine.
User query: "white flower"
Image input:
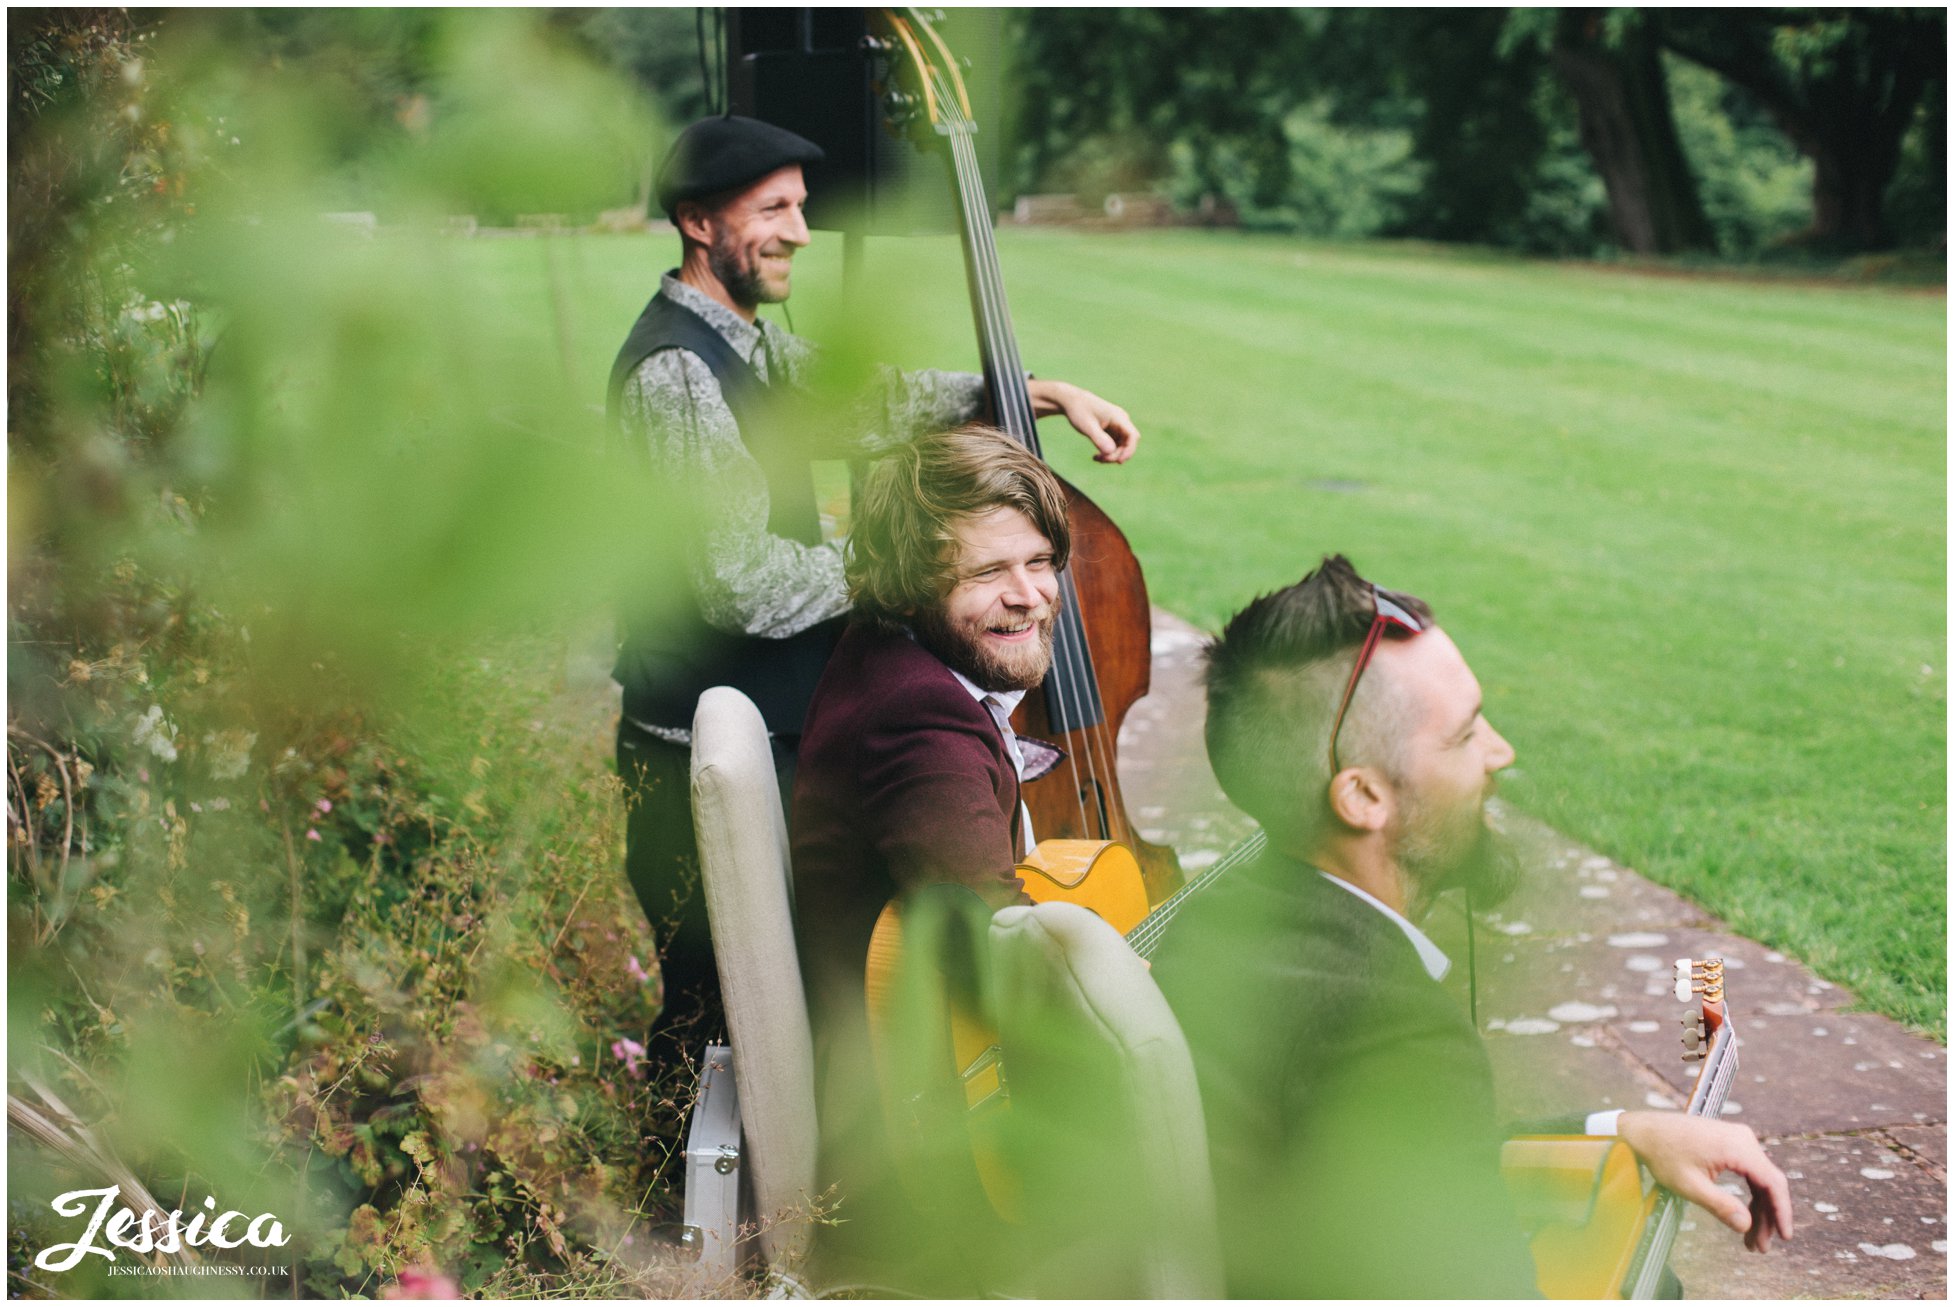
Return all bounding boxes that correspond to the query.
[132,705,179,762]
[203,729,256,781]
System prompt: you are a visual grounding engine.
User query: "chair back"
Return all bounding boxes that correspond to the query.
[690,687,818,1274]
[988,900,1224,1299]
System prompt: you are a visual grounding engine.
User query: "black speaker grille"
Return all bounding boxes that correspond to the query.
[726,7,1003,237]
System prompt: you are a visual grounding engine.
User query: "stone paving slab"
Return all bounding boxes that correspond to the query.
[1884,1124,1947,1178]
[1614,1002,1946,1139]
[1119,606,1948,1300]
[1667,1133,1948,1299]
[1487,817,1721,937]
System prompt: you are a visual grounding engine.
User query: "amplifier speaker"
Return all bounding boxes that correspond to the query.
[724,8,1004,236]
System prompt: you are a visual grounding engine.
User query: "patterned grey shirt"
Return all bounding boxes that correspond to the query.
[620,273,986,644]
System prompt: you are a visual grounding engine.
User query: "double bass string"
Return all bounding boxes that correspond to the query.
[933,69,1130,847]
[893,16,1111,843]
[930,63,1098,835]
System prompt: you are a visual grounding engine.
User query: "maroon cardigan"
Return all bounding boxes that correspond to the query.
[790,620,1028,1034]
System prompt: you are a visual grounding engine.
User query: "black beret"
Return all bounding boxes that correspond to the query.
[655,115,825,216]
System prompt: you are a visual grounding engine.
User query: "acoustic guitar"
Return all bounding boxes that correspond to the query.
[863,830,1266,1216]
[1503,956,1738,1298]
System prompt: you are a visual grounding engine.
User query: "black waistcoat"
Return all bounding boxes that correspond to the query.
[607,291,842,735]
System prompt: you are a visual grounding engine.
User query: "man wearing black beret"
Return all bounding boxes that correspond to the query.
[606,114,1142,1054]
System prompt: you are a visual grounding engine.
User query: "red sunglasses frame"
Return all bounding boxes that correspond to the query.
[1327,587,1428,775]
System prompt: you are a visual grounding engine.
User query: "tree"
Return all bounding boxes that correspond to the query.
[1008,9,1311,211]
[1658,8,1944,250]
[1008,9,1577,246]
[1508,10,1716,254]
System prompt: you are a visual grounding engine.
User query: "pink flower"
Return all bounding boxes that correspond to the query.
[306,828,321,842]
[611,1037,648,1080]
[315,798,333,814]
[626,954,651,985]
[381,1266,460,1299]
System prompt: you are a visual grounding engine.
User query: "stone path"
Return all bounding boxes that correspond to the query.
[1118,608,1947,1299]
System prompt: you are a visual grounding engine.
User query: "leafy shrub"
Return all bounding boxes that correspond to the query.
[1665,56,1813,257]
[8,11,716,1298]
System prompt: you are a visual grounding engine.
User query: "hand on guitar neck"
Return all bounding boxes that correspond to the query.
[1025,378,1141,463]
[1616,1110,1795,1253]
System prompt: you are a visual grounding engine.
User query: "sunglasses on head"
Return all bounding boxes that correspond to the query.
[1328,586,1429,775]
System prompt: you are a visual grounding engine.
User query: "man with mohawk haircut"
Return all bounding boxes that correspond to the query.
[1153,554,1793,1298]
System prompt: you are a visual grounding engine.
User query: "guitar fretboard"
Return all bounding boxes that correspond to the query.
[1624,1017,1738,1297]
[1125,827,1267,960]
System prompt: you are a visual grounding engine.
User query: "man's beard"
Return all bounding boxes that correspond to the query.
[708,236,789,308]
[1394,787,1523,918]
[912,602,1059,694]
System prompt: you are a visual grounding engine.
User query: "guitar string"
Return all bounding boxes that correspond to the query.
[1630,1007,1737,1295]
[935,72,1109,841]
[1125,828,1267,958]
[1127,834,1257,957]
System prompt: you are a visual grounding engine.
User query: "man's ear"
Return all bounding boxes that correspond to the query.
[1326,765,1393,834]
[673,201,715,246]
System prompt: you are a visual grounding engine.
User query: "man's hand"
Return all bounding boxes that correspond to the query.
[1617,1111,1793,1253]
[1026,379,1140,463]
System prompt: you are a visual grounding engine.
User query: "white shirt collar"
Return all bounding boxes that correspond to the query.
[1317,872,1452,981]
[948,668,1028,718]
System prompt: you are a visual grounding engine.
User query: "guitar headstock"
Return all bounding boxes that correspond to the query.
[1672,957,1730,1064]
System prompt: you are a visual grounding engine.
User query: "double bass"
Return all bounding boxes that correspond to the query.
[877,9,1182,904]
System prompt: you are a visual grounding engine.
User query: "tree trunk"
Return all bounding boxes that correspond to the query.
[1657,10,1942,253]
[1550,18,1715,255]
[1807,135,1896,251]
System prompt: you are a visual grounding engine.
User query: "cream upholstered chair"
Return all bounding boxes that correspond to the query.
[688,687,820,1286]
[987,900,1225,1300]
[690,687,1221,1297]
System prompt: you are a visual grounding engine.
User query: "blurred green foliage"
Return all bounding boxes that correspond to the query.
[6,9,715,1297]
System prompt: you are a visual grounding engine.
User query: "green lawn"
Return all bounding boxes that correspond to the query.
[474,227,1945,1036]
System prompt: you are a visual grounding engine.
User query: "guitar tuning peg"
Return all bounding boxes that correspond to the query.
[1674,958,1693,978]
[1674,976,1694,1002]
[1682,1008,1704,1029]
[1682,1026,1703,1049]
[1681,1048,1705,1063]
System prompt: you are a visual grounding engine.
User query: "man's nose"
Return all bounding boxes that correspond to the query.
[1484,722,1516,772]
[783,205,810,246]
[1001,567,1048,610]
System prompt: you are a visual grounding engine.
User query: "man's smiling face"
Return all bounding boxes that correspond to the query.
[913,505,1062,693]
[698,164,809,308]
